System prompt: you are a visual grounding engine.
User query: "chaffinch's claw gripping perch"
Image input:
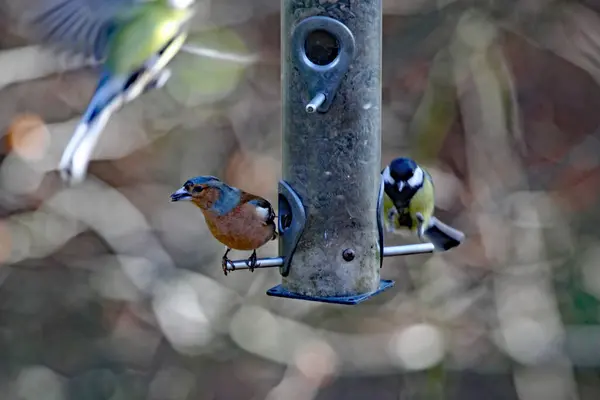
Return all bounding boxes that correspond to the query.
[221,249,236,276]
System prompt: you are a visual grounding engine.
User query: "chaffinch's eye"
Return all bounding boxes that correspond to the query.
[193,186,203,193]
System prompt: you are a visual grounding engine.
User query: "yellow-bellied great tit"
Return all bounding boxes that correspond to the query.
[382,157,464,251]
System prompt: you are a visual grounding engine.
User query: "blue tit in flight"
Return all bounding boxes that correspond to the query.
[382,157,464,251]
[28,0,196,185]
[170,176,278,276]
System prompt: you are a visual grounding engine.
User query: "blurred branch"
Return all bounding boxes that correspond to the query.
[0,45,95,90]
[180,44,259,65]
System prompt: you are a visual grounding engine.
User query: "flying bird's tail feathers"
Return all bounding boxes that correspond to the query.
[59,73,126,184]
[424,216,465,251]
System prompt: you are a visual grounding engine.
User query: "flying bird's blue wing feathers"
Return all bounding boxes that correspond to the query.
[43,5,78,42]
[83,68,133,124]
[94,25,114,60]
[27,0,141,60]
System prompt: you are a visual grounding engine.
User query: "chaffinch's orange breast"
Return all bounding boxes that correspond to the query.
[202,204,275,251]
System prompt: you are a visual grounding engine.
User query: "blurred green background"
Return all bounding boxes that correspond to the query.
[0,0,600,399]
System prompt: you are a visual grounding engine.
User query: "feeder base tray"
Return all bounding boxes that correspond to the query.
[266,279,395,305]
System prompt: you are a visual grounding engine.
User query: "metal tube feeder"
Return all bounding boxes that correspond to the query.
[270,0,387,305]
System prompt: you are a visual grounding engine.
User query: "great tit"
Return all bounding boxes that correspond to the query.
[382,157,464,251]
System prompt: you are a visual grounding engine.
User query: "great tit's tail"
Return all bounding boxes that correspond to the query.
[58,73,126,185]
[424,216,465,251]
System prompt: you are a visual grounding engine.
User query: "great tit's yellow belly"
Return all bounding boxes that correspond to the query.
[202,206,276,251]
[407,178,435,230]
[383,178,435,233]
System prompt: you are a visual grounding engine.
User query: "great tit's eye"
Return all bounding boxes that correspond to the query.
[192,186,203,193]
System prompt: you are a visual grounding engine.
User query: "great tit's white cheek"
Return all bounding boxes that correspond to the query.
[382,166,395,185]
[407,167,424,187]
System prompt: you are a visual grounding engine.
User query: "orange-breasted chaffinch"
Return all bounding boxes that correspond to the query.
[170,176,278,275]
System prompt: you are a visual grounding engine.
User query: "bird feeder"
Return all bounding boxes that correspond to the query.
[226,0,437,304]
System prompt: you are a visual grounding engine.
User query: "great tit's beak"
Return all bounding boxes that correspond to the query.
[170,187,192,202]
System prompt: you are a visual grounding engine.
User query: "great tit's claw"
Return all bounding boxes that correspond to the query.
[415,213,426,241]
[415,212,425,223]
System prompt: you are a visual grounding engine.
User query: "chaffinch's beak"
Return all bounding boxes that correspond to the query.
[170,187,192,202]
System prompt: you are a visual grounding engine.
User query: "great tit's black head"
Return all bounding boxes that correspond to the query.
[382,157,424,197]
[170,175,221,202]
[389,158,418,182]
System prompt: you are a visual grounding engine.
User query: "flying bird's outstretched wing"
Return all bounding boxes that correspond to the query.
[27,0,143,60]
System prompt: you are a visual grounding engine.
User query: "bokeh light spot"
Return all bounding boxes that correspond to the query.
[389,323,445,370]
[6,114,50,161]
